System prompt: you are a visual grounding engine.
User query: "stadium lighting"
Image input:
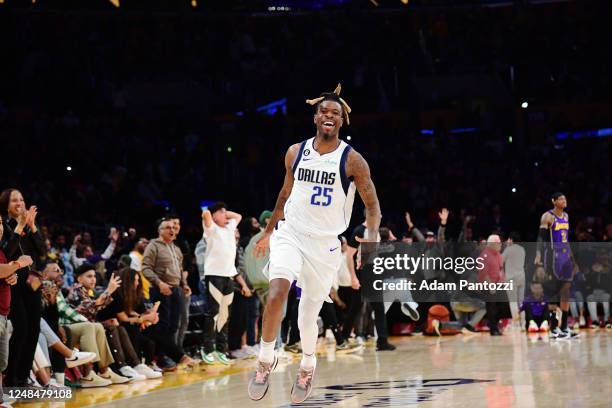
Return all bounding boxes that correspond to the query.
[521,101,529,109]
[109,0,119,7]
[347,136,352,141]
[400,0,409,4]
[191,0,197,7]
[66,166,72,171]
[511,187,517,193]
[508,136,513,143]
[227,146,233,153]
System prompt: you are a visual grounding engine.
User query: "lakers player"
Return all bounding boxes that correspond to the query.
[247,84,381,403]
[534,192,579,339]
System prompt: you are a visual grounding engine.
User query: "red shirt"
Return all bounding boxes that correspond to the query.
[0,250,10,316]
[477,246,505,284]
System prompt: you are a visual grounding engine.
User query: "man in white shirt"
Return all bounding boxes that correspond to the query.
[201,202,250,365]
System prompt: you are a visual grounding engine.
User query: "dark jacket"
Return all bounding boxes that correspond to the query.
[1,218,47,283]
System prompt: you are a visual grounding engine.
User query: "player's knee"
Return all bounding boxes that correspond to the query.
[267,283,289,307]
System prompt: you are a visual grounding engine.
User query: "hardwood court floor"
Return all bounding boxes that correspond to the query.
[24,330,612,408]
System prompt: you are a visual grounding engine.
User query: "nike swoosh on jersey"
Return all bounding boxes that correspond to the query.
[329,247,339,252]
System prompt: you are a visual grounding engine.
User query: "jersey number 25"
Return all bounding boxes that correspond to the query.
[311,186,333,207]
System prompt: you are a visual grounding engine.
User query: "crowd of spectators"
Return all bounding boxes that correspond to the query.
[0,1,610,404]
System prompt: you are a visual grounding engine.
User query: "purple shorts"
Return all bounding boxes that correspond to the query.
[547,249,573,281]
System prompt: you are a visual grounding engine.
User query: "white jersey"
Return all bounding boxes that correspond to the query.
[283,137,356,237]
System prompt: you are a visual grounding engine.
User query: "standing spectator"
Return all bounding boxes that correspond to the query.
[0,189,46,388]
[201,203,250,365]
[142,219,197,370]
[346,211,394,350]
[244,210,273,352]
[195,236,207,281]
[228,228,254,359]
[1,215,33,401]
[502,232,526,330]
[167,215,191,348]
[478,234,508,336]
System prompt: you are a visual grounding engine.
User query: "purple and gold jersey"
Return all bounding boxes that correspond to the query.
[549,210,570,246]
[547,210,572,281]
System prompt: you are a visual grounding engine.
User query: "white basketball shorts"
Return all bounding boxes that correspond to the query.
[264,220,342,303]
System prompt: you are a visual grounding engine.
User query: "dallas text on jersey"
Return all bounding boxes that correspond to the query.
[296,167,336,185]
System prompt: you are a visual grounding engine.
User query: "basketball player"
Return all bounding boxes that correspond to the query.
[247,84,381,403]
[534,192,578,339]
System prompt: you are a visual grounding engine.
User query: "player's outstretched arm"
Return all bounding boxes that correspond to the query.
[254,144,299,257]
[347,150,381,241]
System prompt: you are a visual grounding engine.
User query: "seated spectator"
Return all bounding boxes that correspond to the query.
[450,296,486,334]
[520,281,550,333]
[586,258,611,329]
[67,264,145,382]
[128,238,151,301]
[38,318,96,386]
[42,263,125,387]
[102,267,162,379]
[70,229,119,269]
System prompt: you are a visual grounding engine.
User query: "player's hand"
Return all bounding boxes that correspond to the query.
[351,276,361,290]
[572,264,579,278]
[254,232,271,258]
[183,285,192,297]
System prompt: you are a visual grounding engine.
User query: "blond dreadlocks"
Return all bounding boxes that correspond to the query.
[305,83,352,125]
